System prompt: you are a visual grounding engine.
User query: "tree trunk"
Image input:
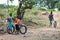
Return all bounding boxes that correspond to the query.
[17,0,22,20]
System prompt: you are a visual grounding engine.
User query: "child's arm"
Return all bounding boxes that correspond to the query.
[52,15,54,20]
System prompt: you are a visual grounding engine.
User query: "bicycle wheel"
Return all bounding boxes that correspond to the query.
[7,25,15,34]
[20,24,27,34]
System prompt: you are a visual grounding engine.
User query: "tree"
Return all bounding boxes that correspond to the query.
[56,3,60,10]
[37,0,59,9]
[10,0,14,5]
[17,0,36,20]
[46,0,59,9]
[7,0,14,5]
[10,0,14,3]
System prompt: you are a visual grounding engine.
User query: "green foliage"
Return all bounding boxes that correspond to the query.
[0,4,5,9]
[56,3,60,10]
[39,8,47,11]
[5,6,17,18]
[23,15,31,19]
[22,10,48,28]
[0,14,4,18]
[10,0,14,3]
[32,7,38,15]
[22,0,36,9]
[35,0,59,9]
[47,9,55,11]
[16,0,37,20]
[32,11,38,15]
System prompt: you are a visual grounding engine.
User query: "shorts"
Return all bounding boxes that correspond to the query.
[49,20,53,24]
[15,24,20,31]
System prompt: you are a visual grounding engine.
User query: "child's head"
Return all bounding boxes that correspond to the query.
[54,21,56,23]
[50,11,53,14]
[9,13,12,17]
[15,17,18,21]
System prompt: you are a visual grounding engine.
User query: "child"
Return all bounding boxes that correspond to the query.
[7,18,13,33]
[7,13,13,33]
[53,21,57,28]
[15,17,21,34]
[48,11,54,27]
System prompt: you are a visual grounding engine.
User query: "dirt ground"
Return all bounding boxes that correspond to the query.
[0,28,60,40]
[0,11,60,40]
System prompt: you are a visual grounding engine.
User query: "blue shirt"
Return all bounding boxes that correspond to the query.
[9,16,12,23]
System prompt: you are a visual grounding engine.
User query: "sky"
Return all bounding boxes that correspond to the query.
[0,0,19,6]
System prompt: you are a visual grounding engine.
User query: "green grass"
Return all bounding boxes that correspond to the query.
[47,9,55,12]
[22,9,49,28]
[31,7,38,15]
[38,7,47,11]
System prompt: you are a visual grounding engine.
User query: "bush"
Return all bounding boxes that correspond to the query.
[47,9,55,12]
[38,7,47,11]
[5,7,17,18]
[32,7,38,15]
[56,3,60,10]
[32,11,38,15]
[0,4,4,9]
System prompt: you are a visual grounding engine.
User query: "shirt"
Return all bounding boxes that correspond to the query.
[9,16,12,22]
[16,19,21,26]
[49,14,53,20]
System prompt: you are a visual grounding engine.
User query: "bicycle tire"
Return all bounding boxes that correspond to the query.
[20,25,27,34]
[7,25,15,34]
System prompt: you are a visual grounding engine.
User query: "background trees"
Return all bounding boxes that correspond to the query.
[17,0,36,20]
[8,0,60,20]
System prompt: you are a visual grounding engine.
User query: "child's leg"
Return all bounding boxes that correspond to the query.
[49,20,52,26]
[15,24,19,34]
[54,23,57,28]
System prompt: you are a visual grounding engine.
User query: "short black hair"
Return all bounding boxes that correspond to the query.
[51,11,53,14]
[16,16,20,19]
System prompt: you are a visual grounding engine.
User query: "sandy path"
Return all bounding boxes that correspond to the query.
[0,28,60,40]
[54,11,60,28]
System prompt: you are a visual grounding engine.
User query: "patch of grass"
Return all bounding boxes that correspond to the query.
[32,11,38,15]
[22,13,49,29]
[38,7,47,11]
[22,8,49,28]
[31,7,38,15]
[47,9,55,12]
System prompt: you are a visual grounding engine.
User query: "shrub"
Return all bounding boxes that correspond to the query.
[38,7,47,11]
[32,11,38,15]
[47,9,55,12]
[56,3,60,10]
[32,7,38,15]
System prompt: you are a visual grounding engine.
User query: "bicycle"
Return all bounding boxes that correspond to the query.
[7,25,15,34]
[7,24,27,34]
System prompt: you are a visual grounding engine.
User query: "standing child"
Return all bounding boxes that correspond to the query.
[53,21,57,28]
[48,11,54,27]
[7,13,13,33]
